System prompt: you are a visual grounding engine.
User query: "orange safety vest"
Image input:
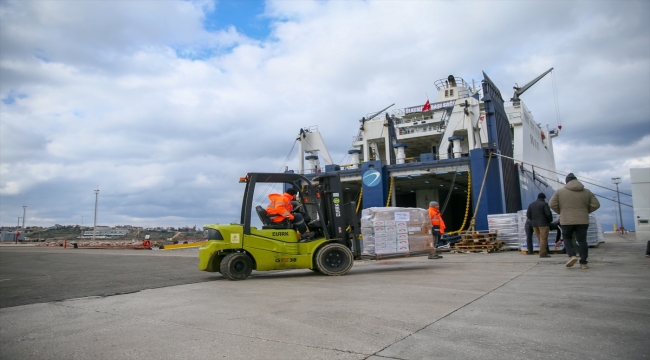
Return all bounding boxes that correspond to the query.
[266,193,294,222]
[429,206,446,234]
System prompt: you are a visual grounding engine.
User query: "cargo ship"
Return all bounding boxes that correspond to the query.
[288,69,562,233]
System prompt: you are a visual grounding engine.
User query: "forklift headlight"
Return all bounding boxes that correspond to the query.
[206,229,224,240]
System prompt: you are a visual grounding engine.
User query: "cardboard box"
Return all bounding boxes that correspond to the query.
[360,207,432,255]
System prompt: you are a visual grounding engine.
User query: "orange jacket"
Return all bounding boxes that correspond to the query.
[266,193,294,222]
[429,206,446,234]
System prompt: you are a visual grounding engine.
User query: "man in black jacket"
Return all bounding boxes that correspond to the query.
[527,193,554,258]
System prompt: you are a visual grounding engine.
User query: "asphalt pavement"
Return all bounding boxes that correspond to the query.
[0,233,648,360]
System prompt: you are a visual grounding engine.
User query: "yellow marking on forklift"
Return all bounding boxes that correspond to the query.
[161,242,207,250]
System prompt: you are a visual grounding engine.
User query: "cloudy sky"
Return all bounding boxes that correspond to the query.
[1,0,648,231]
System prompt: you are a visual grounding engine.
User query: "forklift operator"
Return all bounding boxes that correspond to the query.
[266,188,308,235]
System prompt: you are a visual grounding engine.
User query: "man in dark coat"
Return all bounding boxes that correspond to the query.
[527,193,554,258]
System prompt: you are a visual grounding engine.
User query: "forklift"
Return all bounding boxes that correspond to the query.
[198,172,362,280]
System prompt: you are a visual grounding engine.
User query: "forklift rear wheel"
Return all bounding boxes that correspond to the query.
[220,252,253,280]
[315,243,354,276]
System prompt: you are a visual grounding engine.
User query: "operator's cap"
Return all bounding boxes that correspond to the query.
[565,173,577,183]
[429,201,439,207]
[285,188,297,196]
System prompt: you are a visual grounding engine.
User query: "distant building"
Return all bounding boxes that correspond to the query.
[82,227,129,239]
[1,230,24,241]
[630,168,650,241]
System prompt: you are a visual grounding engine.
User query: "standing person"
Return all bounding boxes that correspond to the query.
[525,218,551,255]
[525,218,535,255]
[551,217,565,253]
[527,193,554,258]
[428,201,445,259]
[549,173,600,269]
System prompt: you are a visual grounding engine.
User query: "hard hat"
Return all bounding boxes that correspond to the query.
[429,201,439,207]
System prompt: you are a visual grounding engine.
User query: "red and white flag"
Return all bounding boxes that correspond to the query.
[422,100,431,112]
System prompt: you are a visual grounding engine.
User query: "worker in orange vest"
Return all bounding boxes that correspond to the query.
[428,201,445,259]
[267,188,309,237]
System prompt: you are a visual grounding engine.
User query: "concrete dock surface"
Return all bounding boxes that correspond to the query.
[1,233,648,359]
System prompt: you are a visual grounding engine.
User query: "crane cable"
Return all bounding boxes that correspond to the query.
[495,153,633,195]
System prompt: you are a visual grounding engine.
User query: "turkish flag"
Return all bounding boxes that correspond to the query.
[422,100,431,112]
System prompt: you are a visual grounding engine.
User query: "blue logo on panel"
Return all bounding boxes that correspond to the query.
[362,169,381,187]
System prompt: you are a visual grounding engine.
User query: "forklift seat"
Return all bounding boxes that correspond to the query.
[255,206,292,229]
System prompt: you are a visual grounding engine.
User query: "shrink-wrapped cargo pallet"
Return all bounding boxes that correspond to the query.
[516,210,564,252]
[361,207,433,255]
[587,214,605,246]
[517,210,602,251]
[487,213,519,250]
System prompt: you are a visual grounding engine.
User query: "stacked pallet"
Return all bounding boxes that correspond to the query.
[487,213,520,250]
[451,231,505,253]
[360,207,433,255]
[587,215,605,246]
[516,210,604,252]
[516,210,564,252]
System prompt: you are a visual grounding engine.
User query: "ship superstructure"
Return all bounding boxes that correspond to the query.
[293,70,561,231]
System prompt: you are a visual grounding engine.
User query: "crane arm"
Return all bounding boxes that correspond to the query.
[511,68,553,103]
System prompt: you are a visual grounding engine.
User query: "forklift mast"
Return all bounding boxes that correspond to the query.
[314,172,362,256]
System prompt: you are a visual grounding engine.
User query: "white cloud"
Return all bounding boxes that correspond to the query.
[1,0,649,228]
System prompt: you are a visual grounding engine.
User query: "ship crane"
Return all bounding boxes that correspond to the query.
[511,68,553,106]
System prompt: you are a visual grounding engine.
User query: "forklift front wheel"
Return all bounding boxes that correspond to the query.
[315,243,354,276]
[220,252,253,280]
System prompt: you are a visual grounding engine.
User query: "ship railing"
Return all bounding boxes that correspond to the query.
[434,77,470,90]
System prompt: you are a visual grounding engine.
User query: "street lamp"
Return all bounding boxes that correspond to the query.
[612,177,624,232]
[93,188,100,241]
[22,206,27,229]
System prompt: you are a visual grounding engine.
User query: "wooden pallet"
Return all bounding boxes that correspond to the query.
[451,240,505,253]
[359,250,433,261]
[451,248,499,254]
[459,231,498,243]
[453,239,505,246]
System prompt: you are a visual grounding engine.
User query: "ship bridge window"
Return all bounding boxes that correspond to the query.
[445,90,448,97]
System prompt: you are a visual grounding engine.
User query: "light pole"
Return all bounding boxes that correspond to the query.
[611,205,617,231]
[22,206,27,229]
[93,188,100,241]
[612,177,623,232]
